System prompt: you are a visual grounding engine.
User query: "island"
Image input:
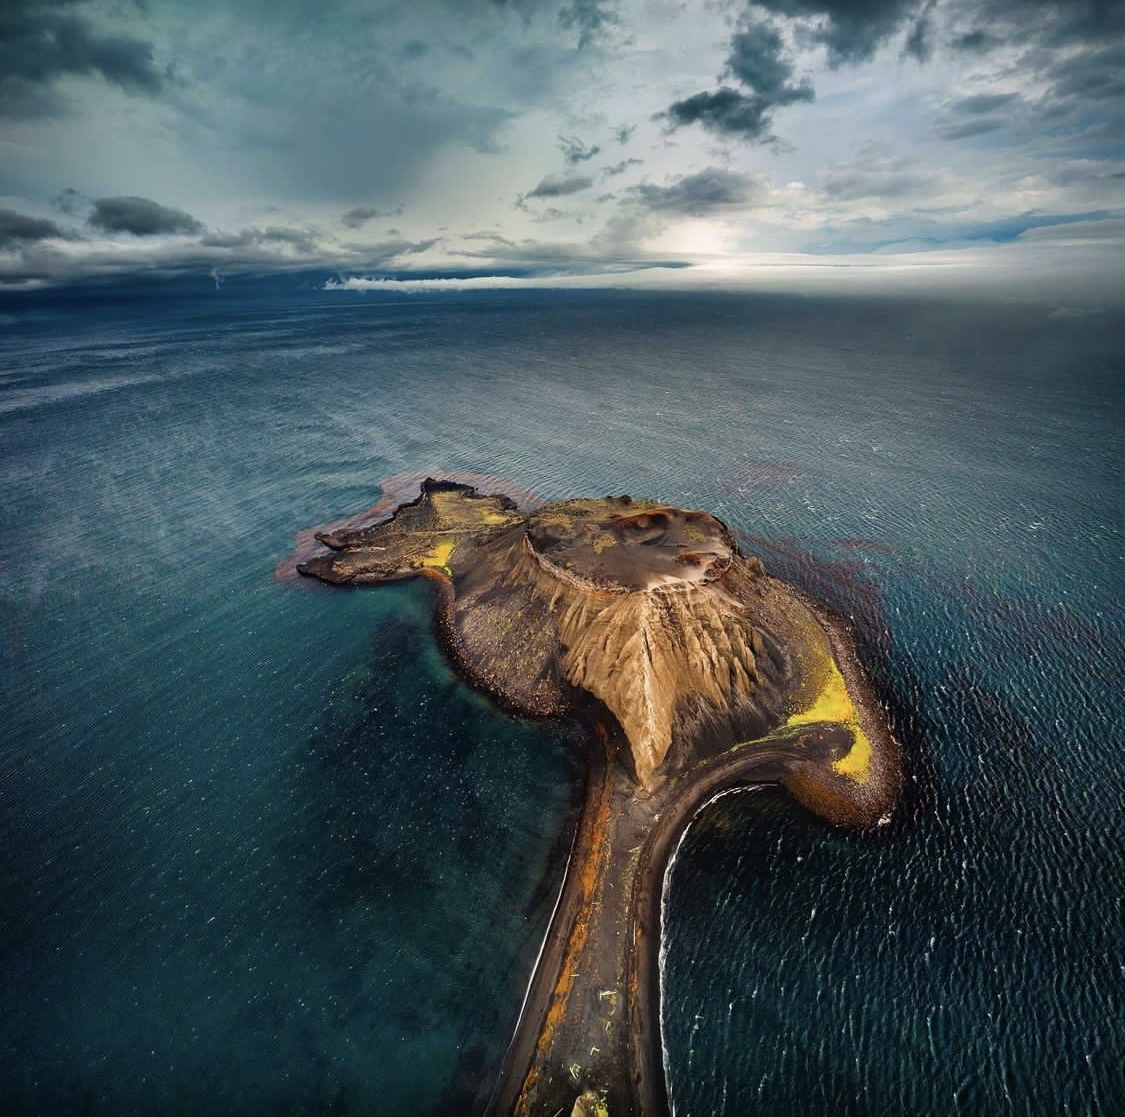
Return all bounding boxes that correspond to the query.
[295,477,901,1117]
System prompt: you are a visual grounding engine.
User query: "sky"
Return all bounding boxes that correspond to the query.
[1,0,1122,298]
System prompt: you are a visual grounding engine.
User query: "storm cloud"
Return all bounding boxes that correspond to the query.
[755,0,921,65]
[666,15,813,141]
[88,197,204,237]
[633,168,768,214]
[726,20,814,103]
[929,6,1124,143]
[666,0,1124,148]
[0,0,164,117]
[667,88,779,142]
[0,209,69,248]
[940,0,1124,53]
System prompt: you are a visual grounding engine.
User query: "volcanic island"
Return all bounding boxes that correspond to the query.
[294,477,901,1117]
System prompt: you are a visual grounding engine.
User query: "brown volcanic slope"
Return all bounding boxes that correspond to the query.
[296,478,901,1116]
[300,481,834,793]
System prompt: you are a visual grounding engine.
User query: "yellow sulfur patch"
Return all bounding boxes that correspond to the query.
[786,656,872,784]
[787,657,854,728]
[427,491,462,518]
[832,727,873,781]
[420,539,456,572]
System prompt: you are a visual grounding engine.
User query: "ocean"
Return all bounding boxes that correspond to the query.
[1,282,1121,1116]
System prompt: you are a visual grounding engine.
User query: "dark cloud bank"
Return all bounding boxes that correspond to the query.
[666,1,917,142]
[0,0,164,117]
[0,209,68,249]
[667,0,1124,142]
[88,197,203,237]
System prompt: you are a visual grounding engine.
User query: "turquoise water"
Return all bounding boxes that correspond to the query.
[1,286,1122,1114]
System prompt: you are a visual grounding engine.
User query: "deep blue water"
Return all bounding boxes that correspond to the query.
[1,285,1122,1116]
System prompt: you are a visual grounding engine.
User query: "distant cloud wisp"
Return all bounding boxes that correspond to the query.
[525,173,595,200]
[558,0,619,48]
[51,187,89,216]
[558,134,601,164]
[341,205,402,229]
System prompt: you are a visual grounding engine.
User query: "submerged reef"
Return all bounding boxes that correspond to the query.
[296,478,901,1116]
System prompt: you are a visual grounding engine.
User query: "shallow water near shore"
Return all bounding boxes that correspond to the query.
[1,284,1122,1115]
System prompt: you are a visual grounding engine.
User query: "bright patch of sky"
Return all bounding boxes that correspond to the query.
[1,0,1121,298]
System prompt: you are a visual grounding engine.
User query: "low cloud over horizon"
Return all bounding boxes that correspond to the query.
[0,0,1121,299]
